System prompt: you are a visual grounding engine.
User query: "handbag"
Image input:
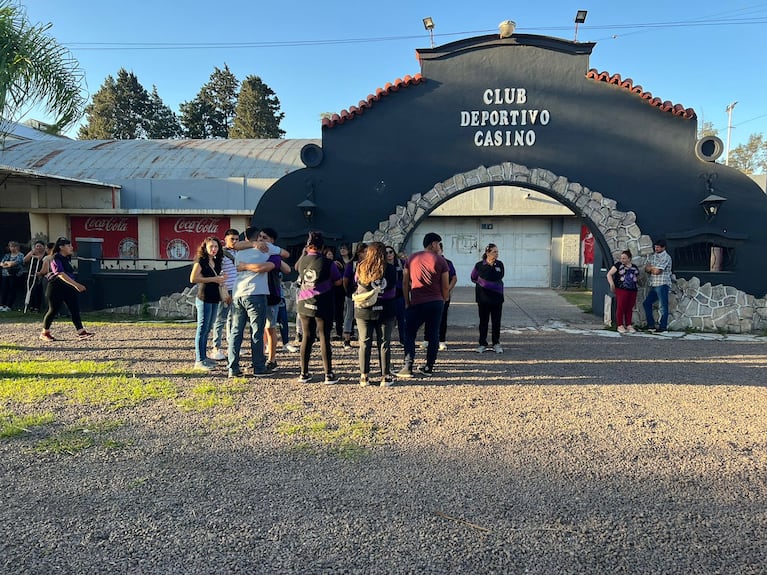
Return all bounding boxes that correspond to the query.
[352,282,381,308]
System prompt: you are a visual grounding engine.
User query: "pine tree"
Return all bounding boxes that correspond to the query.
[146,85,181,139]
[230,75,285,138]
[79,68,152,139]
[180,64,239,138]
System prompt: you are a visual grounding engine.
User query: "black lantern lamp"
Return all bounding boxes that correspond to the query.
[297,198,317,224]
[699,193,727,222]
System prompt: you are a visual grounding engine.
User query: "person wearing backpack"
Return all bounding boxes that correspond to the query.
[353,242,398,387]
[295,231,343,384]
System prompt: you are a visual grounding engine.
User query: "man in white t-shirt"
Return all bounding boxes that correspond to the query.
[227,226,282,378]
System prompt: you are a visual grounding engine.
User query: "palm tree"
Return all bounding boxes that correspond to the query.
[0,0,85,137]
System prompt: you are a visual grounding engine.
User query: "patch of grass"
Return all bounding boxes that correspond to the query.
[0,411,56,439]
[176,381,250,412]
[207,413,264,434]
[557,290,593,313]
[276,411,383,459]
[32,419,125,455]
[0,343,22,361]
[0,358,177,409]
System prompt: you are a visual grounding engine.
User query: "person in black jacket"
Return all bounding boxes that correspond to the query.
[470,243,505,354]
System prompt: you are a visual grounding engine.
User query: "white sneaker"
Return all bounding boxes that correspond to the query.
[0,306,8,312]
[475,345,488,353]
[284,343,300,353]
[617,325,627,334]
[493,344,503,354]
[210,348,227,361]
[438,342,447,351]
[419,341,428,350]
[193,361,212,371]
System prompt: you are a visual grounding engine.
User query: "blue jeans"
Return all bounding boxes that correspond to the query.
[228,294,268,374]
[194,299,219,363]
[212,289,233,348]
[403,300,444,368]
[643,284,670,330]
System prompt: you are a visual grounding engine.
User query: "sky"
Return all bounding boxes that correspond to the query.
[21,0,767,150]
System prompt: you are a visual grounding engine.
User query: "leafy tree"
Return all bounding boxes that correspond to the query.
[180,64,238,138]
[0,0,85,137]
[229,75,285,138]
[77,74,117,139]
[728,133,767,175]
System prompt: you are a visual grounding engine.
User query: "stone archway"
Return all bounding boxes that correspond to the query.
[362,162,651,264]
[362,163,767,334]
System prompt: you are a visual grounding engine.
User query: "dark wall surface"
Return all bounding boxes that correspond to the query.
[256,34,767,296]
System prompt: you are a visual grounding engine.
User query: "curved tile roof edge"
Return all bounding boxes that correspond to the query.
[321,74,426,129]
[586,69,696,119]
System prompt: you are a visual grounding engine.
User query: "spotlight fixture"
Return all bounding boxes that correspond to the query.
[574,10,588,41]
[422,17,435,48]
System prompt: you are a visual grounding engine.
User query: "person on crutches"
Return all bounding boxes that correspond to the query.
[23,240,46,313]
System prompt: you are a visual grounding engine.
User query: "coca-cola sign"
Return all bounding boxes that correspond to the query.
[158,217,230,260]
[83,217,130,233]
[172,217,221,235]
[70,216,138,259]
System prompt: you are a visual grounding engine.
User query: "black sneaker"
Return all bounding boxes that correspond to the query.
[265,361,278,372]
[418,365,434,377]
[298,372,313,383]
[228,369,244,378]
[324,372,340,385]
[342,341,352,351]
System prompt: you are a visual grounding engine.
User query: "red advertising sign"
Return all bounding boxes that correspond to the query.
[158,217,230,260]
[70,216,138,259]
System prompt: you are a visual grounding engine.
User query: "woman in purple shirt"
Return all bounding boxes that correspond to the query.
[471,243,505,354]
[40,237,94,342]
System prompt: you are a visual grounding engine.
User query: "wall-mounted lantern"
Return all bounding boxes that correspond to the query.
[700,193,727,222]
[297,198,317,224]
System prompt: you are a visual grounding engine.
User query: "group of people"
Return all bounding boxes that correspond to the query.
[188,226,509,386]
[606,238,672,333]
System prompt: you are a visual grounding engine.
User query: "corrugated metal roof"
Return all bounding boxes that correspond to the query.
[0,138,319,182]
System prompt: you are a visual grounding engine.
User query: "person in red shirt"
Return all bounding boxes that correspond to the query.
[396,232,449,379]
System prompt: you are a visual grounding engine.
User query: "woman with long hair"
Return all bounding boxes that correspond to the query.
[189,236,224,370]
[295,231,343,384]
[39,237,94,342]
[354,242,398,387]
[470,243,505,354]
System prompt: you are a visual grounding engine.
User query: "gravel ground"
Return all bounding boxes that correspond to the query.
[1,320,766,574]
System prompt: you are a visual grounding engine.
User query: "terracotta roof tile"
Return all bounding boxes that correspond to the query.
[586,69,696,119]
[321,74,426,129]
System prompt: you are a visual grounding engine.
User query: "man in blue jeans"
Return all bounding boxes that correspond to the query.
[396,232,450,378]
[227,226,282,378]
[642,238,672,332]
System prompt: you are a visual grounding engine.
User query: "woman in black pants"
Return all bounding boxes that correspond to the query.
[40,238,94,342]
[470,243,505,354]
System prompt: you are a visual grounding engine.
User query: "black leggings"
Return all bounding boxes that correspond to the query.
[43,280,83,331]
[299,315,333,375]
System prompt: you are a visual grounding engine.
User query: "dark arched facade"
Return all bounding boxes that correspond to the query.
[255,33,767,307]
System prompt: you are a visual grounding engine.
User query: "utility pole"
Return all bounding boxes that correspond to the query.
[725,101,737,166]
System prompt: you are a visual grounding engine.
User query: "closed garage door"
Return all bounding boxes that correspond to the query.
[408,217,551,287]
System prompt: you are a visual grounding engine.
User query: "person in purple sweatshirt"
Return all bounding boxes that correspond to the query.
[295,231,343,384]
[470,243,505,354]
